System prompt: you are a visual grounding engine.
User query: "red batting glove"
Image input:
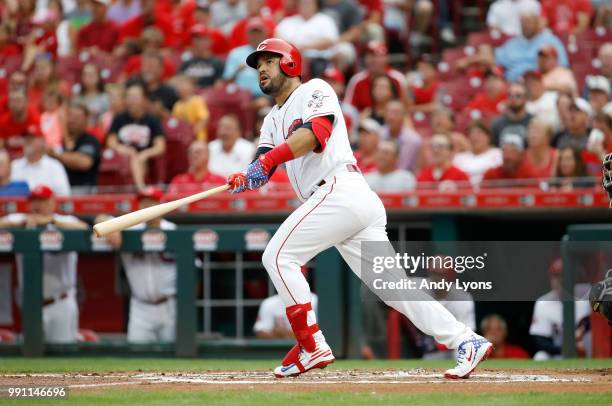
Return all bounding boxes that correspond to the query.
[227,172,247,193]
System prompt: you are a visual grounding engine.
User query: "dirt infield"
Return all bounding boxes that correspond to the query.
[1,368,611,395]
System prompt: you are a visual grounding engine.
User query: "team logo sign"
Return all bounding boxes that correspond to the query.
[0,231,13,252]
[193,229,219,251]
[141,230,167,252]
[90,234,113,252]
[245,228,270,251]
[307,90,329,109]
[39,230,64,251]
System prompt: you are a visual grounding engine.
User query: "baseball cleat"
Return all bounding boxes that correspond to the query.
[274,332,335,378]
[444,334,493,379]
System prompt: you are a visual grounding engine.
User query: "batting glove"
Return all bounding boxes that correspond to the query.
[245,154,273,190]
[227,172,248,194]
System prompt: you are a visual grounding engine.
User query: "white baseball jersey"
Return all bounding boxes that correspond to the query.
[120,219,177,302]
[259,78,356,201]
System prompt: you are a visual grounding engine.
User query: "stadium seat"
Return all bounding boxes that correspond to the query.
[467,29,510,48]
[97,149,133,188]
[202,85,254,140]
[411,112,432,138]
[0,55,23,80]
[440,76,483,112]
[163,117,195,182]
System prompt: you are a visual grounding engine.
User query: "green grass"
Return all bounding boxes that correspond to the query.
[1,357,612,373]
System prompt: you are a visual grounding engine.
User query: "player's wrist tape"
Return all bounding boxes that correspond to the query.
[263,143,295,168]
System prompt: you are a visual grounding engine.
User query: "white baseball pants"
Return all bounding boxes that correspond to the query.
[127,297,176,343]
[43,293,78,344]
[262,170,472,349]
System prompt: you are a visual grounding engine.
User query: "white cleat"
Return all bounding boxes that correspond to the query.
[444,334,493,379]
[274,332,335,378]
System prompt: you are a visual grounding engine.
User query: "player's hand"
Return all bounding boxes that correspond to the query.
[227,172,247,193]
[245,155,273,190]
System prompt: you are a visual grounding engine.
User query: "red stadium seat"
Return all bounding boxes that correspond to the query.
[440,76,483,112]
[0,56,23,80]
[202,85,254,140]
[438,46,478,80]
[97,149,132,187]
[163,118,195,182]
[467,30,510,48]
[411,112,432,138]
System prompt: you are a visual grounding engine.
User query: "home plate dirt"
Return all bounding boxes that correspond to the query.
[1,369,611,394]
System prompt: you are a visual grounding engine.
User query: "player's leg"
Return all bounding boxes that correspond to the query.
[158,298,177,343]
[42,294,79,344]
[127,298,158,343]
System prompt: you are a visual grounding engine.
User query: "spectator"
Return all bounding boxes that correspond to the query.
[583,112,612,173]
[44,0,73,57]
[541,0,593,35]
[463,2,568,82]
[171,76,209,142]
[0,150,30,197]
[0,71,28,116]
[119,0,175,47]
[275,0,339,76]
[407,54,440,113]
[223,17,269,97]
[417,133,469,190]
[10,131,71,196]
[586,75,611,114]
[128,51,178,118]
[179,25,225,88]
[584,43,612,99]
[65,0,92,31]
[481,314,529,359]
[73,63,110,129]
[28,54,70,112]
[466,67,508,115]
[486,0,541,37]
[556,91,574,133]
[354,118,381,173]
[364,140,416,192]
[210,0,247,34]
[121,27,177,82]
[522,118,557,179]
[107,84,166,191]
[208,114,255,178]
[168,140,226,195]
[344,41,406,111]
[453,121,502,186]
[100,85,125,135]
[524,70,561,131]
[530,259,591,360]
[0,90,42,156]
[188,0,230,55]
[361,74,399,125]
[40,89,65,149]
[0,185,88,344]
[322,67,360,141]
[48,104,101,188]
[430,107,469,152]
[76,0,119,53]
[322,0,363,69]
[98,187,178,344]
[482,133,534,185]
[229,0,276,49]
[380,100,422,172]
[552,146,591,190]
[107,0,141,25]
[157,0,198,45]
[538,45,578,95]
[0,21,21,58]
[254,293,318,338]
[552,98,591,150]
[491,82,533,146]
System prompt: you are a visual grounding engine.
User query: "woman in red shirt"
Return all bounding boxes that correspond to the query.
[521,118,557,179]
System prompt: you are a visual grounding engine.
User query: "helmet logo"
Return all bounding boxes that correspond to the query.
[257,42,268,50]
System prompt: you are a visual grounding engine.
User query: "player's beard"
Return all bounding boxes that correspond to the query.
[260,73,287,96]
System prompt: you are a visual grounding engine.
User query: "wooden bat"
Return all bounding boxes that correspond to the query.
[93,184,230,237]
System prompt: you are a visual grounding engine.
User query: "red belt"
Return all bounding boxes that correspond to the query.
[43,292,68,307]
[317,164,361,187]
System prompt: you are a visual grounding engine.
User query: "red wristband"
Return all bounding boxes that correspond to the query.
[264,143,295,167]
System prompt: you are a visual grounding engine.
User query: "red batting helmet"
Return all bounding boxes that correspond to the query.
[246,38,301,77]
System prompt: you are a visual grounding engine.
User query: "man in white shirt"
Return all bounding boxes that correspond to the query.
[365,140,416,192]
[10,133,71,196]
[530,259,591,360]
[0,185,88,343]
[208,114,256,178]
[524,70,561,131]
[486,0,541,37]
[254,293,319,338]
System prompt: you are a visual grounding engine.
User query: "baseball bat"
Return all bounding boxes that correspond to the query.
[93,184,230,237]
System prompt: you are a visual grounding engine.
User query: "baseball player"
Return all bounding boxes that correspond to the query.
[227,38,493,378]
[0,185,88,343]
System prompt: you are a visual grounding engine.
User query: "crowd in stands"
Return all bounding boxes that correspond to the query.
[0,0,611,197]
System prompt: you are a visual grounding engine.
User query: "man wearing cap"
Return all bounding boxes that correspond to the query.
[552,98,592,150]
[0,185,88,343]
[0,90,41,157]
[585,43,612,100]
[417,133,470,190]
[10,121,71,196]
[223,17,270,97]
[491,82,533,146]
[354,118,381,173]
[229,0,276,50]
[180,25,226,88]
[76,0,119,53]
[530,259,591,360]
[168,140,226,195]
[586,75,611,114]
[538,45,578,95]
[344,41,407,111]
[482,133,535,185]
[98,187,178,343]
[119,0,175,47]
[524,70,561,131]
[364,140,416,192]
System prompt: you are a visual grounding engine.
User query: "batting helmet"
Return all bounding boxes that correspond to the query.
[246,38,302,77]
